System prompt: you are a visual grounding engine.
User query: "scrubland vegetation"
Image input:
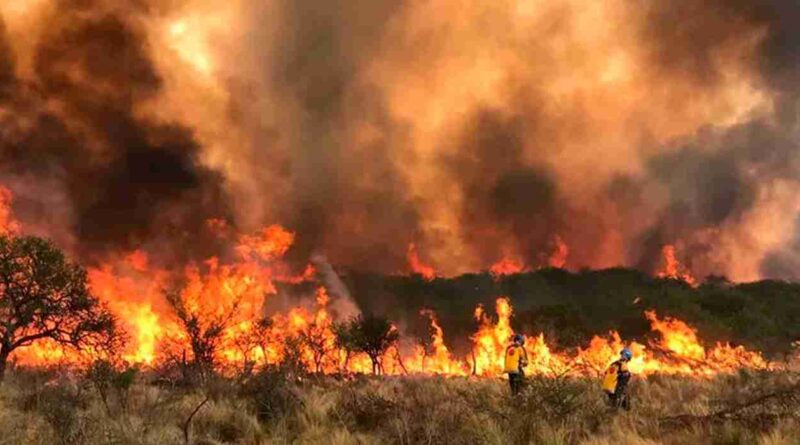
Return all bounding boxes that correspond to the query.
[2,236,800,444]
[340,269,800,359]
[1,366,799,445]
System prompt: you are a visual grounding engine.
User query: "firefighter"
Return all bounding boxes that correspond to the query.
[504,334,528,395]
[602,348,633,409]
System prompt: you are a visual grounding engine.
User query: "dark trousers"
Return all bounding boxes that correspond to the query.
[508,372,524,395]
[608,377,630,408]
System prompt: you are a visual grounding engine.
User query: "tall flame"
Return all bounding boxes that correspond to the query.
[548,235,569,268]
[657,245,698,286]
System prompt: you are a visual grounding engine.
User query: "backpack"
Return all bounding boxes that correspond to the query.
[504,345,522,373]
[602,362,619,393]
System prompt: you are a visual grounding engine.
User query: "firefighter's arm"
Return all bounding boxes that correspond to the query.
[520,347,529,367]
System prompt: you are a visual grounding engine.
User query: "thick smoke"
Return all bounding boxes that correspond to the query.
[1,0,800,281]
[0,1,230,264]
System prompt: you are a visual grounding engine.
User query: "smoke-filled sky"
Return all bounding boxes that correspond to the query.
[0,0,799,282]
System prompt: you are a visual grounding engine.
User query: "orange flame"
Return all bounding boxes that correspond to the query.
[407,310,467,375]
[548,235,569,268]
[407,243,436,280]
[0,185,772,378]
[0,186,20,236]
[464,297,769,378]
[657,245,698,286]
[470,298,514,375]
[489,257,526,279]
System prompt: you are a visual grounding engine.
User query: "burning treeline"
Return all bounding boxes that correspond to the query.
[0,187,773,378]
[0,1,798,376]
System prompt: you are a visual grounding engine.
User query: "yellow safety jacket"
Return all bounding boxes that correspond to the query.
[504,345,528,374]
[602,360,629,393]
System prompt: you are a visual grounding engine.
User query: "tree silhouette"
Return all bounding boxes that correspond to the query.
[337,314,399,375]
[0,235,117,383]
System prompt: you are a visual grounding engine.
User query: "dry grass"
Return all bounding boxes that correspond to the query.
[1,369,799,444]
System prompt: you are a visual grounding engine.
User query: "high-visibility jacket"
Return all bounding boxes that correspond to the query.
[504,345,528,374]
[602,360,630,394]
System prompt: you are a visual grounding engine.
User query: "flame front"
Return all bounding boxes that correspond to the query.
[0,188,776,378]
[10,285,775,378]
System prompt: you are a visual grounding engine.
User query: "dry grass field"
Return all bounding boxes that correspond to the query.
[1,368,799,445]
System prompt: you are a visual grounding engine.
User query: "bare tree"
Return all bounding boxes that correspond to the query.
[0,235,118,383]
[232,318,271,376]
[299,320,334,373]
[334,321,357,373]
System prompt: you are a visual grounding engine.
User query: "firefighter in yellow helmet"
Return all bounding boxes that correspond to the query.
[602,348,633,409]
[504,334,528,395]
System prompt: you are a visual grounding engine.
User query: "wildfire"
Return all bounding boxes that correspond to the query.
[0,189,774,379]
[0,186,19,236]
[470,298,514,375]
[643,310,768,375]
[464,298,769,378]
[548,235,569,268]
[408,310,467,375]
[407,243,437,280]
[490,257,526,279]
[657,245,698,286]
[9,287,774,379]
[490,235,568,279]
[236,225,295,261]
[87,252,170,365]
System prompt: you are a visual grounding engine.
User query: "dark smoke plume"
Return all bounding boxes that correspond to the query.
[0,2,230,265]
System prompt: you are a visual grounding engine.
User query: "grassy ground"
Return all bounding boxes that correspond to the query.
[1,368,799,445]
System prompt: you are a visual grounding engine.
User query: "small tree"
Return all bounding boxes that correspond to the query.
[232,318,271,376]
[334,321,358,372]
[166,290,236,381]
[410,313,437,372]
[339,315,399,375]
[0,235,117,383]
[280,334,306,377]
[165,263,265,381]
[299,320,334,373]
